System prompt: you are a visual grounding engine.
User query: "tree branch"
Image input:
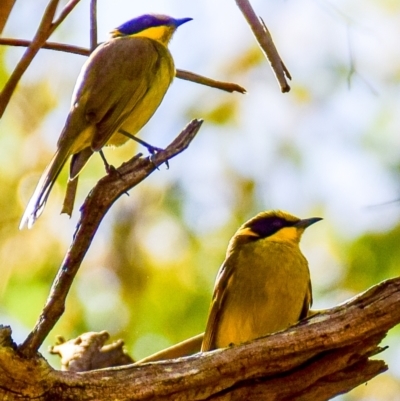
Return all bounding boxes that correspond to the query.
[0,37,89,55]
[176,69,246,93]
[235,0,291,92]
[89,0,97,50]
[18,119,203,358]
[0,0,81,118]
[0,39,246,93]
[49,331,133,371]
[1,277,399,400]
[0,0,16,34]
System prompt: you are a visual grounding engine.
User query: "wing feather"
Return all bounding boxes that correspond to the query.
[72,37,162,151]
[202,253,237,351]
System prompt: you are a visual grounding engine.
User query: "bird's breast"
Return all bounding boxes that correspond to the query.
[215,240,310,347]
[107,39,175,147]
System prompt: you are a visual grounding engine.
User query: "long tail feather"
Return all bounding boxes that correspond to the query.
[19,147,70,229]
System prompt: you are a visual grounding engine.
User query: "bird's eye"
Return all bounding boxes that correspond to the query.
[272,219,283,228]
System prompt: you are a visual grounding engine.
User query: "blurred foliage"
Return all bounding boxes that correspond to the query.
[344,223,400,292]
[187,95,239,125]
[1,1,400,399]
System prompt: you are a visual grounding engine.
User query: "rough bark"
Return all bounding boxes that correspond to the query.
[1,277,399,400]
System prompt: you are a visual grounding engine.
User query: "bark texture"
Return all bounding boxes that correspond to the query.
[1,277,399,400]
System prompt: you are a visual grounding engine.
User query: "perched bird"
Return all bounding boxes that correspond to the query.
[20,14,192,229]
[201,210,322,351]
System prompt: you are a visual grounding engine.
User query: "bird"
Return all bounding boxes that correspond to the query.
[20,14,192,229]
[201,210,322,351]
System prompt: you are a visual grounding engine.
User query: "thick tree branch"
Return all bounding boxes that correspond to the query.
[1,277,399,400]
[18,119,203,358]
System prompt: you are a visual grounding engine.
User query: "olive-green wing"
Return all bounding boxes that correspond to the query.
[73,38,162,151]
[69,147,93,178]
[201,254,236,352]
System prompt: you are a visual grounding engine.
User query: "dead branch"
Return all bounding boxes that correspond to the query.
[176,69,246,93]
[235,0,291,92]
[49,331,133,371]
[1,277,399,400]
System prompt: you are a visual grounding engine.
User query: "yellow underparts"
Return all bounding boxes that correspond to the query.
[214,239,310,348]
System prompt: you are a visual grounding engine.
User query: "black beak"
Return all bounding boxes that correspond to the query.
[295,217,323,229]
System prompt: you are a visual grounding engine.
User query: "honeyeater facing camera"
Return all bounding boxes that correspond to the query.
[20,14,192,229]
[201,210,322,351]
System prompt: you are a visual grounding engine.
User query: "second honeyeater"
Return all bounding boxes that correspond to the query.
[20,14,192,229]
[201,210,322,351]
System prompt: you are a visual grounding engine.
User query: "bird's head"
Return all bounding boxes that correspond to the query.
[110,14,192,45]
[234,210,322,245]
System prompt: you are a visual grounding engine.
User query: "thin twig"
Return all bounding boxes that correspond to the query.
[89,0,97,50]
[346,25,355,89]
[0,0,81,118]
[235,0,291,93]
[18,119,203,358]
[61,177,78,216]
[345,24,378,96]
[0,39,246,93]
[52,0,81,27]
[176,69,246,93]
[0,38,89,55]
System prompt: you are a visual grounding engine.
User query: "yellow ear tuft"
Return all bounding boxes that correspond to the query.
[132,25,175,45]
[266,226,301,243]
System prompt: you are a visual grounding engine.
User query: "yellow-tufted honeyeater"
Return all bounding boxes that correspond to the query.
[201,210,322,351]
[20,14,192,229]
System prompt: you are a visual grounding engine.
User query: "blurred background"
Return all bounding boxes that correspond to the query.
[1,0,400,399]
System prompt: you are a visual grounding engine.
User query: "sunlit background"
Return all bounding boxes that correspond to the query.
[1,0,400,399]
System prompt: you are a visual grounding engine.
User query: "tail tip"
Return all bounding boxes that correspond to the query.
[19,206,42,230]
[19,214,35,230]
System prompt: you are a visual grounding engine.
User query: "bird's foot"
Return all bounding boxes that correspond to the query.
[99,150,122,177]
[118,129,169,170]
[146,145,169,170]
